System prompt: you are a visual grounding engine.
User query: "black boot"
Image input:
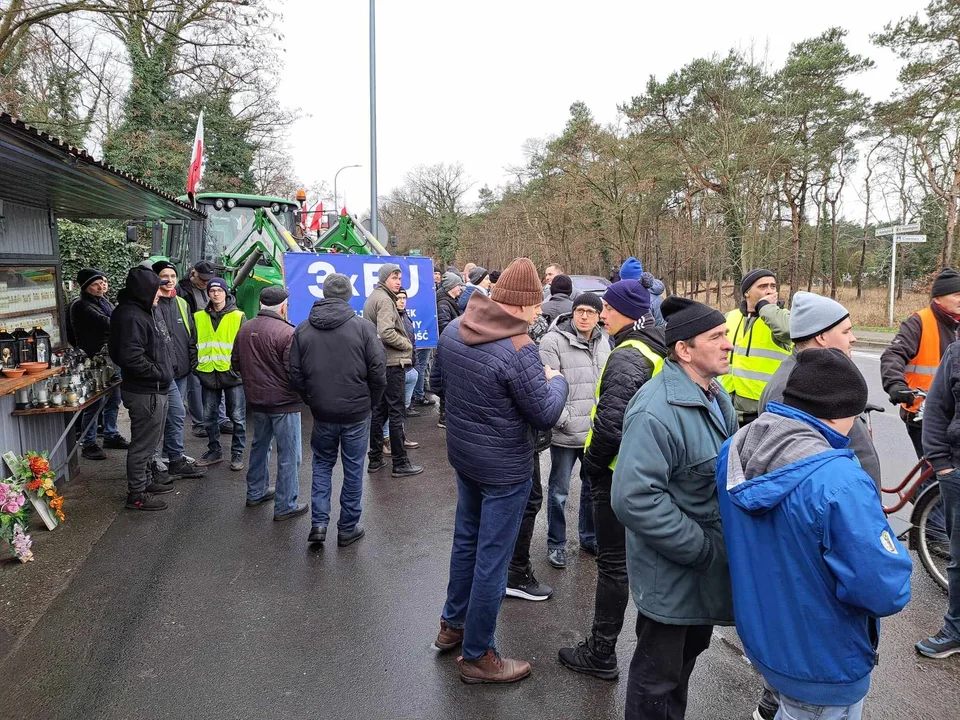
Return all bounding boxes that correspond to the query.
[558,637,619,680]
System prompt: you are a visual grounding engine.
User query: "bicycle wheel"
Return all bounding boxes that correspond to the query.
[912,484,950,592]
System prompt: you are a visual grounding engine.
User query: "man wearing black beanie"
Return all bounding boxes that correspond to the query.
[882,267,960,458]
[720,269,792,427]
[610,296,739,718]
[718,348,912,720]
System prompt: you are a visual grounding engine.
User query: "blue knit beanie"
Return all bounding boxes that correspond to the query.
[619,257,643,280]
[603,279,650,320]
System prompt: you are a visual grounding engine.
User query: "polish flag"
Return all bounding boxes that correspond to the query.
[304,202,324,232]
[186,111,205,198]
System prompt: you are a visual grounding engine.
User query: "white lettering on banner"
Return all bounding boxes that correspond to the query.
[306,260,360,299]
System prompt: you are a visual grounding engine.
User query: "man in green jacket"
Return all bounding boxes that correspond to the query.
[612,296,738,720]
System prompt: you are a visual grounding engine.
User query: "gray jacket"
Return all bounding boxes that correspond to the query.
[538,314,611,448]
[612,359,738,626]
[759,351,881,490]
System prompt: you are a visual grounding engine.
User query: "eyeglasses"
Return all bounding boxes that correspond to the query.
[574,308,599,317]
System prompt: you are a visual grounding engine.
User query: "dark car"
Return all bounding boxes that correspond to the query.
[570,275,611,298]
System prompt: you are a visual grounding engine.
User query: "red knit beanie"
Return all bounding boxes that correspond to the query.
[490,258,542,307]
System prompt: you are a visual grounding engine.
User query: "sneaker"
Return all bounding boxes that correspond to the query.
[753,706,777,720]
[558,639,619,680]
[580,542,599,557]
[403,439,420,450]
[196,450,223,467]
[435,620,464,652]
[392,462,424,478]
[916,630,960,658]
[406,407,422,418]
[230,454,244,471]
[149,465,173,486]
[458,650,531,685]
[274,503,309,521]
[547,548,567,568]
[219,423,234,434]
[368,458,387,473]
[308,525,327,544]
[414,397,436,407]
[246,489,275,507]
[102,435,130,449]
[81,444,107,461]
[145,482,175,494]
[437,414,446,429]
[382,441,392,457]
[505,572,553,601]
[192,425,208,438]
[168,457,206,479]
[125,492,167,511]
[338,525,365,547]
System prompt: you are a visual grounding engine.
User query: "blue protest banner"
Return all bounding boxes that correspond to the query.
[283,253,439,347]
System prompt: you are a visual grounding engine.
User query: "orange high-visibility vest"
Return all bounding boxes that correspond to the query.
[902,306,941,412]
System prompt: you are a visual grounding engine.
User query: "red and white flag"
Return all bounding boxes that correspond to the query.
[304,202,324,232]
[186,111,205,197]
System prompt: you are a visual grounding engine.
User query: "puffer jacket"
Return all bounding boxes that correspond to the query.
[582,317,666,479]
[108,267,173,395]
[437,289,462,337]
[364,284,412,367]
[430,291,568,485]
[641,272,666,327]
[457,284,488,312]
[538,314,611,448]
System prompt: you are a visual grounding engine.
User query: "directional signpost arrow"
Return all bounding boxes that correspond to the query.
[897,223,922,233]
[880,224,927,326]
[895,234,927,243]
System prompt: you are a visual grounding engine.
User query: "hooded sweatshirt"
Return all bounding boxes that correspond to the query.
[109,267,173,394]
[195,295,245,390]
[430,291,568,485]
[289,298,386,424]
[717,402,913,707]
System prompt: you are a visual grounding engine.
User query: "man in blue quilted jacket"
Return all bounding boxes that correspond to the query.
[430,257,568,685]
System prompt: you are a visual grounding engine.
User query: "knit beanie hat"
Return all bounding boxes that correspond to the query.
[378,263,401,284]
[152,260,178,277]
[619,257,643,280]
[206,277,228,293]
[324,273,353,301]
[783,348,867,419]
[489,270,501,284]
[932,268,960,298]
[572,292,603,314]
[77,268,106,291]
[603,279,651,320]
[490,257,543,307]
[550,274,574,297]
[468,266,489,285]
[741,268,776,295]
[440,272,464,294]
[662,296,726,346]
[790,292,850,342]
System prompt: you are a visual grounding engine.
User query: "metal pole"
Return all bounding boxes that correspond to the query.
[334,164,361,213]
[889,237,898,327]
[369,0,378,232]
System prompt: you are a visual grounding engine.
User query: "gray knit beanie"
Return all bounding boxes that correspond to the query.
[324,273,353,301]
[378,263,401,284]
[440,272,464,293]
[790,292,850,342]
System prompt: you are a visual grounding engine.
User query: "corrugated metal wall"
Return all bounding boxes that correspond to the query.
[0,394,71,481]
[0,200,53,256]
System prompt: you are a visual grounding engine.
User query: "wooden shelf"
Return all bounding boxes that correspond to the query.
[0,306,59,321]
[0,366,63,397]
[11,380,119,415]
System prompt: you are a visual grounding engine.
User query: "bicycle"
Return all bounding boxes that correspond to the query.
[865,392,949,591]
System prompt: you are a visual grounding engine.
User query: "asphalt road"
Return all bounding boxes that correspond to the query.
[1,352,959,719]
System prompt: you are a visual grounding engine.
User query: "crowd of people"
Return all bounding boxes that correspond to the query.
[66,252,960,719]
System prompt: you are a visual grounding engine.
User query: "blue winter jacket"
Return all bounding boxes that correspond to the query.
[717,402,912,707]
[431,292,568,485]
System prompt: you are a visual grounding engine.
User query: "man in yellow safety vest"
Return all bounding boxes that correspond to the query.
[720,269,792,426]
[194,278,247,471]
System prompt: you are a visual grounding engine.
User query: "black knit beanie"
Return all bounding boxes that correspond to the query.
[572,292,603,314]
[783,348,867,419]
[550,274,574,297]
[741,268,776,296]
[932,268,960,298]
[662,297,726,346]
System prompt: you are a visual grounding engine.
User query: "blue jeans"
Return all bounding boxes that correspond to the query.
[939,468,960,641]
[776,695,863,720]
[382,367,418,437]
[311,417,371,530]
[546,445,595,551]
[413,348,432,400]
[81,380,121,446]
[247,411,302,515]
[162,376,188,461]
[187,372,226,427]
[441,473,531,661]
[201,383,246,457]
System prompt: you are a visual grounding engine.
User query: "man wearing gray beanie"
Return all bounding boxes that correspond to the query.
[290,273,387,547]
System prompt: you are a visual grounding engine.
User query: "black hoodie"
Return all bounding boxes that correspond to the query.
[108,267,174,394]
[582,315,667,480]
[289,298,387,424]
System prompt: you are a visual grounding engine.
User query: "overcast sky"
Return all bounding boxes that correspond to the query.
[276,0,928,220]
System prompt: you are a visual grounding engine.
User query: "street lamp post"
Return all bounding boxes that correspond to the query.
[370,0,379,232]
[334,164,362,213]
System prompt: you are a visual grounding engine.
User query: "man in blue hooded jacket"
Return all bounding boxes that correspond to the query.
[619,257,665,327]
[717,348,912,720]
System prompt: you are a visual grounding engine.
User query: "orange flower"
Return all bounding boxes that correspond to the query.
[26,479,43,491]
[45,489,54,497]
[28,455,50,476]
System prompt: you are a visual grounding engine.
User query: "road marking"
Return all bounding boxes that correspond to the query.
[853,350,881,360]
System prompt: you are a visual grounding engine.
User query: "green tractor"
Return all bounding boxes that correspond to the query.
[146,192,388,317]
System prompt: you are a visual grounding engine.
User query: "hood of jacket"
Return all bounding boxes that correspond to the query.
[459,291,530,346]
[204,294,238,319]
[309,298,356,330]
[117,267,161,312]
[549,313,605,350]
[726,402,853,514]
[612,315,667,356]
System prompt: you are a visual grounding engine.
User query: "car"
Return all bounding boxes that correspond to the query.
[569,275,611,298]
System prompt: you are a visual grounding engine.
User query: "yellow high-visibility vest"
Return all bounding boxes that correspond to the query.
[584,339,664,470]
[719,309,791,401]
[195,309,243,372]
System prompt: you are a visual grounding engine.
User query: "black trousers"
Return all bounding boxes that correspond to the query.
[625,614,713,720]
[508,453,542,578]
[369,365,408,464]
[588,469,630,654]
[907,419,924,460]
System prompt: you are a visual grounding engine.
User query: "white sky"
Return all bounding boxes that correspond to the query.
[276,0,928,220]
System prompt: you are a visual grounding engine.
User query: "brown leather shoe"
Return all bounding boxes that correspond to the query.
[382,442,391,457]
[403,439,420,449]
[458,650,531,684]
[435,621,463,651]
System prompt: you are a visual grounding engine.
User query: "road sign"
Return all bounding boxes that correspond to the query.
[876,223,921,237]
[895,234,927,243]
[875,226,896,237]
[897,223,922,233]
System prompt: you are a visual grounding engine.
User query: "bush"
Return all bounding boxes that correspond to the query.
[57,220,148,301]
